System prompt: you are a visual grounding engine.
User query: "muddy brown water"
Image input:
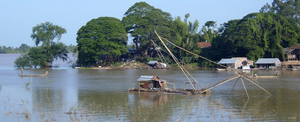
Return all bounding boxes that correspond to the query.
[0,54,299,121]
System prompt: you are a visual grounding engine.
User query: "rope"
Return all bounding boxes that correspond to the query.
[155,31,200,90]
[158,36,230,69]
[150,40,169,67]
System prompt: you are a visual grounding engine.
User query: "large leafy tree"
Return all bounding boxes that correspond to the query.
[201,21,219,43]
[18,43,31,53]
[260,0,300,24]
[76,17,128,66]
[30,22,68,67]
[15,22,68,68]
[31,22,66,47]
[170,14,202,64]
[214,13,300,61]
[122,2,173,57]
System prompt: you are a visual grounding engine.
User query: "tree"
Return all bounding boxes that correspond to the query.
[14,54,31,68]
[77,17,128,66]
[170,14,202,64]
[18,43,30,53]
[260,0,300,24]
[30,22,68,67]
[122,2,173,57]
[213,13,300,61]
[27,47,47,68]
[31,22,66,47]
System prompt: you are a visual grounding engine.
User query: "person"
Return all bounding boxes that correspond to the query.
[276,72,279,76]
[251,70,253,77]
[21,68,23,74]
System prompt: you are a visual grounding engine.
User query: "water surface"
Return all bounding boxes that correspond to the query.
[0,54,299,121]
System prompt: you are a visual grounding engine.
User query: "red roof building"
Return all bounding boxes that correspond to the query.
[197,42,212,48]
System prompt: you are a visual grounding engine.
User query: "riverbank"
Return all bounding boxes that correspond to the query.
[77,62,211,70]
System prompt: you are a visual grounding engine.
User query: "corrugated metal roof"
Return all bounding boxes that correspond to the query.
[218,58,238,64]
[255,58,280,64]
[148,61,157,65]
[137,75,156,81]
[283,48,294,54]
[137,75,165,82]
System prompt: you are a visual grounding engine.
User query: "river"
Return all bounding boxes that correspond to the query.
[0,54,299,121]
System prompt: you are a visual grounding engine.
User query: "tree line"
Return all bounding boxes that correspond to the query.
[1,44,76,54]
[0,44,30,53]
[15,0,300,68]
[77,0,300,67]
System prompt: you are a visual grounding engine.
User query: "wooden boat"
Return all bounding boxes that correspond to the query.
[129,76,209,95]
[18,74,48,77]
[216,68,226,71]
[248,75,277,79]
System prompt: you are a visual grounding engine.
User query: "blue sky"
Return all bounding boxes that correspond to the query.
[0,0,272,47]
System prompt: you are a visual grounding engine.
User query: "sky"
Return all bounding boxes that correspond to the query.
[0,0,273,47]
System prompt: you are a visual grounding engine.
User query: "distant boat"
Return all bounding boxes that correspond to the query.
[18,74,48,77]
[216,68,227,71]
[248,75,277,79]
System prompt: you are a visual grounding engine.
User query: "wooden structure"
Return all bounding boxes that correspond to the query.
[18,74,48,77]
[218,58,242,69]
[284,44,300,60]
[130,31,272,97]
[129,75,210,95]
[282,45,300,68]
[231,57,254,69]
[249,75,278,79]
[255,58,281,69]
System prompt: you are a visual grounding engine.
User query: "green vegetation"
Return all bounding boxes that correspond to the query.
[122,2,173,58]
[0,44,31,53]
[209,13,300,61]
[10,0,300,68]
[77,17,128,66]
[14,22,69,68]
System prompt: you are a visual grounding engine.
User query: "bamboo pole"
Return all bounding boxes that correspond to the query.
[154,31,197,90]
[244,77,271,95]
[230,77,241,93]
[241,78,250,99]
[158,36,230,69]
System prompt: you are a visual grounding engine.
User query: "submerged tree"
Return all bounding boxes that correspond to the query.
[31,22,68,67]
[14,54,31,68]
[14,22,68,68]
[76,17,128,66]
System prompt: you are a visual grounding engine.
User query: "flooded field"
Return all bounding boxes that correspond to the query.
[0,54,299,121]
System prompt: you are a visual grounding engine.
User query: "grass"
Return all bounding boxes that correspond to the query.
[24,82,31,88]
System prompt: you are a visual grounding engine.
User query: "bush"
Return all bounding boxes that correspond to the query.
[14,54,31,68]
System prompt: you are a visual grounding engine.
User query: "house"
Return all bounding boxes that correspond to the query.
[283,44,300,61]
[197,42,212,49]
[231,57,254,69]
[282,45,300,68]
[255,58,281,69]
[218,58,242,69]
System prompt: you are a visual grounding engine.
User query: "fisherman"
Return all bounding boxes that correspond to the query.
[21,68,23,74]
[276,72,279,76]
[251,70,254,77]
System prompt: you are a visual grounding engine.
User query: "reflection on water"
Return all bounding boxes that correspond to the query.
[0,54,300,121]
